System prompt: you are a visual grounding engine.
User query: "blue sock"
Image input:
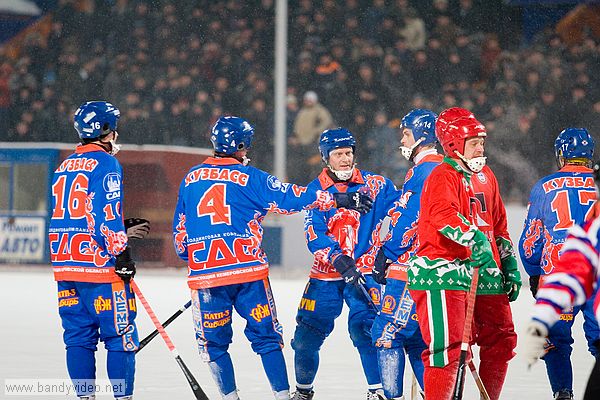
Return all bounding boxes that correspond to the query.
[66,346,96,397]
[406,345,425,389]
[208,353,237,396]
[260,349,290,392]
[107,351,135,397]
[293,344,318,387]
[358,345,381,386]
[378,347,405,398]
[544,349,573,393]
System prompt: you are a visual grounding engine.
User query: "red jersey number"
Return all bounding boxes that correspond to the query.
[550,189,596,231]
[197,183,232,225]
[51,173,89,219]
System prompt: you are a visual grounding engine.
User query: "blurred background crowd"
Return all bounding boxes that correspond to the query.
[2,0,600,203]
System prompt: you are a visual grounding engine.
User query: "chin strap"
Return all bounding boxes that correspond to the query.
[329,164,355,181]
[109,139,121,155]
[96,132,121,155]
[456,151,487,173]
[399,137,424,161]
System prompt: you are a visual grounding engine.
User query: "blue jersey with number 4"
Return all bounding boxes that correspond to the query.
[173,157,338,289]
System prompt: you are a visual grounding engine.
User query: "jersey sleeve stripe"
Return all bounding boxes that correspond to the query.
[531,303,561,330]
[540,272,587,305]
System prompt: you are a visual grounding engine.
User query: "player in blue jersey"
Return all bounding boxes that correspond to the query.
[290,128,399,400]
[172,116,373,400]
[523,160,600,400]
[519,128,600,400]
[370,109,441,400]
[49,101,150,400]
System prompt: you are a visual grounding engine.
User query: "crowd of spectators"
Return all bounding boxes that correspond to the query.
[2,0,600,202]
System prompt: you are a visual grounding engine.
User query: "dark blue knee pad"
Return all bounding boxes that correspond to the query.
[348,313,374,348]
[292,318,327,352]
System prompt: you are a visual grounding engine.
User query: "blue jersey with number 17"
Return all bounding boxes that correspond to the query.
[518,165,596,277]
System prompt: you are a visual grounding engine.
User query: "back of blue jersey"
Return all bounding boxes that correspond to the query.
[173,157,338,288]
[383,153,443,267]
[519,165,596,275]
[48,145,128,282]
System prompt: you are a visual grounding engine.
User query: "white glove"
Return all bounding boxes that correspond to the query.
[124,218,150,239]
[521,320,549,368]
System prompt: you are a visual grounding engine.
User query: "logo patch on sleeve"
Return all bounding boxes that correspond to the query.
[103,173,121,200]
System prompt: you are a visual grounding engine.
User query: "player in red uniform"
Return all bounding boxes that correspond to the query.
[407,110,497,399]
[436,108,520,400]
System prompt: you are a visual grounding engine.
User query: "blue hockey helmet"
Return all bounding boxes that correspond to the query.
[210,116,254,154]
[319,128,356,161]
[554,128,594,160]
[401,108,438,146]
[73,101,120,139]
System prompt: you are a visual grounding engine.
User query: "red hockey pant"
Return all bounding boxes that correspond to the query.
[472,294,517,400]
[410,289,470,400]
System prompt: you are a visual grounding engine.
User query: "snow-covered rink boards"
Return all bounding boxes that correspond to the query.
[0,269,594,400]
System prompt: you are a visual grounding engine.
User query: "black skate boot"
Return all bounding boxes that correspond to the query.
[291,388,314,400]
[554,389,574,400]
[366,389,386,399]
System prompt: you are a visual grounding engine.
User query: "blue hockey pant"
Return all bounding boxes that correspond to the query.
[371,278,425,398]
[58,280,138,398]
[191,278,288,396]
[291,276,381,390]
[543,295,600,394]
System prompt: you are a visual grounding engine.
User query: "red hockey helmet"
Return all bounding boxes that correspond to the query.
[435,107,475,138]
[436,115,486,156]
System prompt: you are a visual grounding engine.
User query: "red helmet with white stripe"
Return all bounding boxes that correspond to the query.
[436,111,486,157]
[435,107,474,138]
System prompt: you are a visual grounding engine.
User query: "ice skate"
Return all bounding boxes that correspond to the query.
[291,388,314,400]
[553,390,573,400]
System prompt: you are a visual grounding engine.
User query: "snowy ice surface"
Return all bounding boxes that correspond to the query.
[0,269,594,400]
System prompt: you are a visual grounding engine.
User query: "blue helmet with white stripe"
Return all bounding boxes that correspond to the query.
[554,128,594,160]
[401,109,438,146]
[318,128,356,161]
[210,116,254,154]
[399,109,438,160]
[73,101,120,139]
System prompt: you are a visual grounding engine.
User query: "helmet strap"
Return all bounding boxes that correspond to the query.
[88,132,118,155]
[328,164,356,181]
[108,132,121,156]
[96,131,120,155]
[455,151,486,173]
[399,137,424,161]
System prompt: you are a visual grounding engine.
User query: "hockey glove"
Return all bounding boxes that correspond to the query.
[529,275,540,298]
[115,246,136,282]
[522,320,549,369]
[332,254,366,286]
[470,230,496,270]
[501,255,522,302]
[333,192,373,214]
[372,248,389,285]
[124,218,150,240]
